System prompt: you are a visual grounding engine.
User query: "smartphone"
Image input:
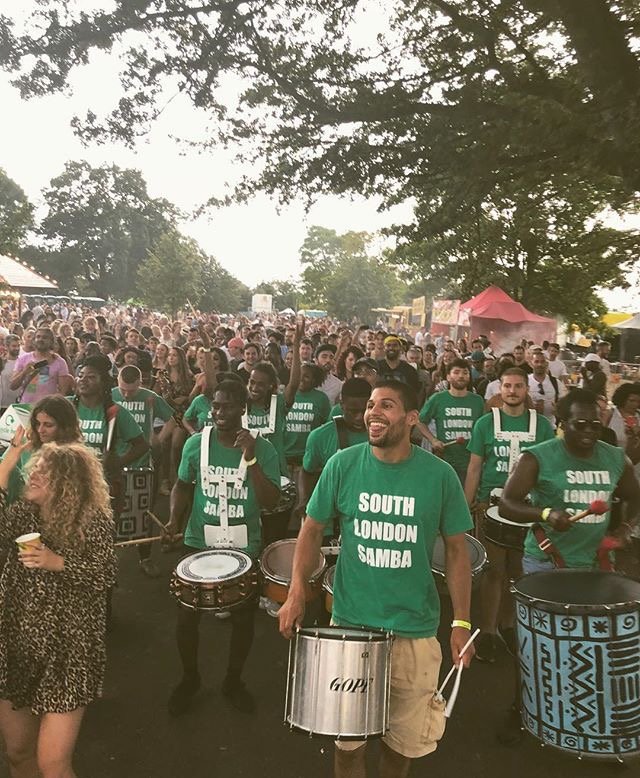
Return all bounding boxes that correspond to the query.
[32,359,48,371]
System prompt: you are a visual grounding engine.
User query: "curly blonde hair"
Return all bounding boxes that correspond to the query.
[25,443,113,547]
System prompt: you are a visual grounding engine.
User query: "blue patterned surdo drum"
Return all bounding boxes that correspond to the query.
[512,570,640,761]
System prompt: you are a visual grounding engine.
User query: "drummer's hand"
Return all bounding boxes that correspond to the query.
[451,627,474,668]
[431,439,445,456]
[163,518,182,545]
[278,593,305,640]
[235,429,256,461]
[547,509,571,532]
[611,522,633,547]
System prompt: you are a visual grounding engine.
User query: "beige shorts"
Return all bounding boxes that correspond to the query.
[335,636,446,759]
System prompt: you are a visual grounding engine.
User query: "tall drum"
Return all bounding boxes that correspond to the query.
[285,627,392,739]
[512,570,640,761]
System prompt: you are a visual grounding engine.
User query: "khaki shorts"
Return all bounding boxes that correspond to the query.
[335,636,446,759]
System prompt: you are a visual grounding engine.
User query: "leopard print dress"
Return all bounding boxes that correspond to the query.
[0,490,117,714]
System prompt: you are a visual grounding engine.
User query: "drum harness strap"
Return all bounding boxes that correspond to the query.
[242,394,277,437]
[333,416,350,450]
[492,408,537,474]
[199,425,248,546]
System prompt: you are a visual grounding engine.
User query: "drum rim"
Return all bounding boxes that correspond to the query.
[485,505,534,528]
[432,533,487,574]
[511,570,640,611]
[260,539,326,583]
[295,625,392,641]
[321,565,336,594]
[176,548,253,582]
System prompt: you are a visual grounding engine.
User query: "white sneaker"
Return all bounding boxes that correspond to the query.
[214,610,231,620]
[259,596,269,611]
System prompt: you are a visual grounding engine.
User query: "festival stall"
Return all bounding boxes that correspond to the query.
[460,285,556,353]
[0,254,59,314]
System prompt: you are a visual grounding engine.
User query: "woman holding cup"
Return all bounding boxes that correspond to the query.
[3,396,84,504]
[0,436,116,778]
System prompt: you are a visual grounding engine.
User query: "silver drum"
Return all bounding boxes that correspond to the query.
[285,626,392,739]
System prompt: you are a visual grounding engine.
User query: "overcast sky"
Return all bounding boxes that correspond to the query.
[0,3,638,311]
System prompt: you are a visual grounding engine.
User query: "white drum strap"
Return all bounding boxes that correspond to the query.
[492,408,537,474]
[242,393,277,437]
[199,426,248,534]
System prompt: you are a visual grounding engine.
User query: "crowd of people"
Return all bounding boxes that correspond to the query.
[0,299,638,777]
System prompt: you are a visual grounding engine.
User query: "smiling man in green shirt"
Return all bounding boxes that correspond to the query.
[279,379,474,778]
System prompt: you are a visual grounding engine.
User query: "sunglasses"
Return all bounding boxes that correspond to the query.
[569,419,602,432]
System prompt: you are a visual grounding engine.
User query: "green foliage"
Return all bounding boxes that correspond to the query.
[253,279,300,311]
[199,259,252,313]
[299,226,407,320]
[389,177,638,331]
[0,168,33,255]
[137,230,204,315]
[38,161,176,298]
[2,2,639,317]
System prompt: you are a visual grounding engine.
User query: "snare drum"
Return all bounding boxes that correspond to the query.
[322,565,336,613]
[261,476,296,518]
[260,539,326,604]
[431,534,487,596]
[285,626,392,739]
[170,549,258,611]
[483,505,532,551]
[513,570,640,760]
[116,467,153,541]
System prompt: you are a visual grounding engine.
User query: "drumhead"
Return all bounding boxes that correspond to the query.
[322,565,336,594]
[486,505,533,528]
[297,626,390,642]
[432,534,486,575]
[261,539,325,584]
[513,570,640,610]
[176,550,252,582]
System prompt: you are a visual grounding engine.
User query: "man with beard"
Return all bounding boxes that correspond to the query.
[512,344,532,375]
[464,367,554,662]
[11,327,73,402]
[417,359,484,484]
[315,343,343,405]
[376,335,420,394]
[279,379,473,778]
[164,380,281,716]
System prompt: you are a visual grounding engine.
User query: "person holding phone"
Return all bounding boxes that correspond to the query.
[10,327,74,402]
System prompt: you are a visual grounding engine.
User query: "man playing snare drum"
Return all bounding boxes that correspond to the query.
[279,379,474,778]
[164,380,281,716]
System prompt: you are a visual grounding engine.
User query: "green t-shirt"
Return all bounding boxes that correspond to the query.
[246,392,288,476]
[111,387,174,467]
[419,391,485,471]
[1,448,31,504]
[523,438,625,568]
[75,401,144,458]
[467,410,555,502]
[307,443,473,638]
[283,388,331,459]
[303,419,369,473]
[178,429,280,556]
[184,394,213,432]
[329,404,342,419]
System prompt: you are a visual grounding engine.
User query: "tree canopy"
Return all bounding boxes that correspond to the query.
[37,161,176,298]
[1,1,638,207]
[0,167,34,255]
[300,226,408,321]
[2,1,639,319]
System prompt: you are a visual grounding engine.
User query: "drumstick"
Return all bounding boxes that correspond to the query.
[114,534,182,548]
[443,437,467,447]
[568,499,609,524]
[146,511,169,535]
